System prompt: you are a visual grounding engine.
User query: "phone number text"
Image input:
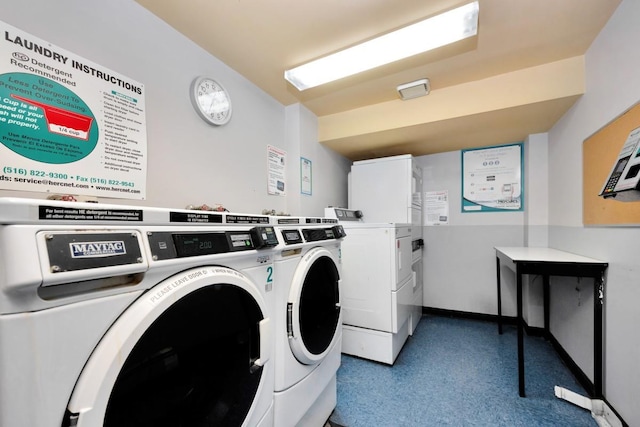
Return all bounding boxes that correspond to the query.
[2,167,135,187]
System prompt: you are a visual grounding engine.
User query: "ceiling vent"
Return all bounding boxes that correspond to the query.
[397,78,430,100]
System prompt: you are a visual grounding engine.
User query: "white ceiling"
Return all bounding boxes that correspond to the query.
[136,0,621,160]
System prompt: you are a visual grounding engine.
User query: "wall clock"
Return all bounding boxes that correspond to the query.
[190,76,232,126]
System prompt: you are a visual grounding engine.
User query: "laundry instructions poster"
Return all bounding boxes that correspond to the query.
[461,143,523,212]
[0,20,147,199]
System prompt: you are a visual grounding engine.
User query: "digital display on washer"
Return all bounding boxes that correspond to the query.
[282,230,303,244]
[173,233,230,257]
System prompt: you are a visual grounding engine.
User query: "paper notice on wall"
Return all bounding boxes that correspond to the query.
[301,157,312,195]
[267,145,286,195]
[0,20,147,199]
[425,190,449,225]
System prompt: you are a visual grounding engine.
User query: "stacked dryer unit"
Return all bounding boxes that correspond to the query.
[350,154,424,335]
[0,198,279,427]
[268,215,346,427]
[326,207,413,365]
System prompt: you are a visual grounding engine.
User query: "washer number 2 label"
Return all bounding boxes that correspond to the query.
[265,266,273,292]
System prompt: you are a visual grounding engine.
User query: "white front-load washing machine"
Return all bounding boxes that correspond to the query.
[269,216,345,427]
[0,197,279,427]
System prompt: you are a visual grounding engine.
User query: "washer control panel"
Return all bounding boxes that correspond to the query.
[281,225,346,245]
[324,207,363,222]
[148,226,278,260]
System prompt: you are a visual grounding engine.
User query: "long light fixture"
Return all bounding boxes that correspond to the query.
[284,1,479,91]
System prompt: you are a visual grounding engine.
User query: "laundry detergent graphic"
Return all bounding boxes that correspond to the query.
[0,72,99,164]
[11,94,93,141]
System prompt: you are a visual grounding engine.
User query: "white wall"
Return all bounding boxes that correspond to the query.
[417,137,549,319]
[418,150,524,316]
[285,104,351,216]
[524,133,549,247]
[0,0,349,214]
[522,133,549,327]
[548,0,640,423]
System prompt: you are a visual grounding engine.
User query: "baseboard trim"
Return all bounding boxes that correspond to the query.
[546,333,594,396]
[547,335,628,426]
[422,306,508,324]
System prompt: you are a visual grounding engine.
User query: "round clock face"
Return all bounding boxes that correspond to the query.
[190,76,232,126]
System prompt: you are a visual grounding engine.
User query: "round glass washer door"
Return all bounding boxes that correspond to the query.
[64,266,271,427]
[287,247,341,365]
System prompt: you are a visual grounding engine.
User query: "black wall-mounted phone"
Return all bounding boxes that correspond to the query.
[600,126,640,201]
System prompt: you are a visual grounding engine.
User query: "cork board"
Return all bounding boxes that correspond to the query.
[583,102,640,225]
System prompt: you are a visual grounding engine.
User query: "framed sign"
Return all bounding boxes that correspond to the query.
[300,157,312,195]
[461,143,523,212]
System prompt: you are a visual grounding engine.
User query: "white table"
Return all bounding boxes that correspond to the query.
[494,247,608,398]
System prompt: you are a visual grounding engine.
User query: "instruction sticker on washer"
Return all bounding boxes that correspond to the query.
[39,205,143,221]
[169,211,223,223]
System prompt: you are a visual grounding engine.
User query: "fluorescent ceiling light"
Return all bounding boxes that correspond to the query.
[284,1,479,91]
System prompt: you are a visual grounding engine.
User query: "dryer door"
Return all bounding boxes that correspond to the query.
[64,266,272,427]
[287,247,341,365]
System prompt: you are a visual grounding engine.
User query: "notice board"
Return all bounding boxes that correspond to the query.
[583,102,640,225]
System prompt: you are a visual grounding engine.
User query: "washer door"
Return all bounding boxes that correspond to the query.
[64,266,271,427]
[287,247,341,365]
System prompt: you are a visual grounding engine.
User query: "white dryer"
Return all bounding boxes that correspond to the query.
[348,154,425,335]
[269,216,345,427]
[325,207,414,365]
[0,197,278,427]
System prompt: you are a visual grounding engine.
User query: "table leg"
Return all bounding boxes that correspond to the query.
[517,266,525,397]
[497,256,503,334]
[594,275,604,398]
[543,274,550,338]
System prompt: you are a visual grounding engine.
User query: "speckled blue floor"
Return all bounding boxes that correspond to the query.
[331,315,596,426]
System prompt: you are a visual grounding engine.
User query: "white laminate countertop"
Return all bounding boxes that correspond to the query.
[494,247,606,264]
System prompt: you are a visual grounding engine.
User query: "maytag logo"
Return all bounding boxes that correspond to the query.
[70,241,126,258]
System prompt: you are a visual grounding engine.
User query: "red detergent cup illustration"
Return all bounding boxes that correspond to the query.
[11,94,94,141]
